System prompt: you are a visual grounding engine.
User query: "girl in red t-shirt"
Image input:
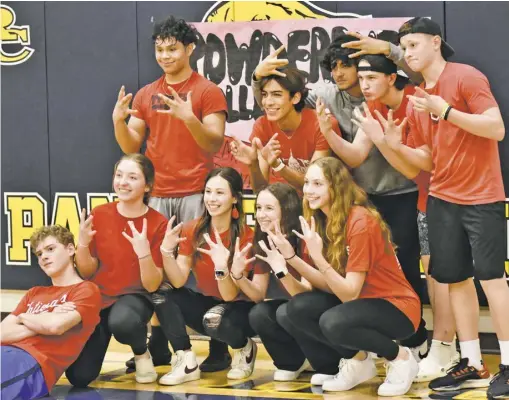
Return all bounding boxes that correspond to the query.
[267,157,421,396]
[69,154,167,386]
[152,167,262,386]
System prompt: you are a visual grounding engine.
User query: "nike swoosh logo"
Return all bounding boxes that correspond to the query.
[245,345,254,364]
[185,364,198,374]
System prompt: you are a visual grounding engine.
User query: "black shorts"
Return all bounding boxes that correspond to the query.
[427,196,506,283]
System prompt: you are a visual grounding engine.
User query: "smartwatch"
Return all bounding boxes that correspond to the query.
[275,270,287,280]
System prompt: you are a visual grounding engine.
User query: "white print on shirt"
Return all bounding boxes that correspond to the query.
[26,293,68,314]
[272,151,310,177]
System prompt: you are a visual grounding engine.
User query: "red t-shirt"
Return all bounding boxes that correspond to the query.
[132,72,228,198]
[10,281,101,391]
[345,206,421,330]
[88,202,167,308]
[179,219,263,299]
[406,63,504,205]
[249,109,341,185]
[369,85,429,212]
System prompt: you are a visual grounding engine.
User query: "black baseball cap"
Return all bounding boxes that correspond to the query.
[398,17,455,58]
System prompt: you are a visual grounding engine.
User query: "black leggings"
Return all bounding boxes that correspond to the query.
[320,298,416,361]
[369,191,428,347]
[249,299,306,371]
[66,294,153,388]
[153,286,256,351]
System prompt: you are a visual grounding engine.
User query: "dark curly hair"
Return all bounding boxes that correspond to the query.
[259,67,308,112]
[320,33,359,72]
[152,15,198,46]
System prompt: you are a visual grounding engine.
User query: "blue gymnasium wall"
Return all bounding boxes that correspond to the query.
[1,2,508,306]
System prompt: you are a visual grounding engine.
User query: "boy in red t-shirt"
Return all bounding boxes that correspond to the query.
[390,17,508,396]
[230,66,340,192]
[112,15,229,372]
[1,225,101,400]
[351,54,459,382]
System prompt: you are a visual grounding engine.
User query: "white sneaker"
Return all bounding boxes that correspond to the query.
[274,359,311,381]
[134,351,158,383]
[159,350,200,386]
[415,345,461,382]
[310,373,335,386]
[323,353,377,392]
[227,338,257,380]
[410,340,429,362]
[378,347,419,397]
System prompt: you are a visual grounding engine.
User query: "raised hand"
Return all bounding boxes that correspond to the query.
[197,228,230,275]
[260,133,282,167]
[122,219,151,259]
[157,86,195,122]
[255,237,287,275]
[161,216,187,252]
[112,85,138,123]
[254,45,289,80]
[340,31,391,58]
[266,219,295,260]
[316,97,333,134]
[78,208,96,247]
[230,238,255,278]
[407,87,448,116]
[293,216,323,261]
[230,136,260,166]
[351,103,384,144]
[374,109,407,150]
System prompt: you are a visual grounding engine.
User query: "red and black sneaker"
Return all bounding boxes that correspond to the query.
[487,364,509,399]
[429,357,491,391]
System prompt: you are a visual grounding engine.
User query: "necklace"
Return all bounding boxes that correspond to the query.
[162,72,193,98]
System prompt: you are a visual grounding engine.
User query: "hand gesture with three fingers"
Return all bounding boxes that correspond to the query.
[260,133,281,167]
[230,238,256,278]
[112,86,138,123]
[407,87,448,116]
[162,215,187,252]
[373,109,407,150]
[255,237,287,275]
[197,228,230,275]
[78,208,96,247]
[351,103,384,143]
[293,216,323,261]
[122,219,151,259]
[316,97,333,134]
[340,31,391,58]
[229,136,261,166]
[157,86,195,122]
[254,45,289,80]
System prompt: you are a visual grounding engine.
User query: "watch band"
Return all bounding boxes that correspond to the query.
[272,158,285,172]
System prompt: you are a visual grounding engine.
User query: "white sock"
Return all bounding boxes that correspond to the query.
[459,339,483,370]
[430,339,454,364]
[499,340,509,365]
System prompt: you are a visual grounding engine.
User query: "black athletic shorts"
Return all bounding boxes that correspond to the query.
[427,196,506,283]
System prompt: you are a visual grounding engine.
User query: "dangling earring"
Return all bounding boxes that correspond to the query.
[231,204,239,220]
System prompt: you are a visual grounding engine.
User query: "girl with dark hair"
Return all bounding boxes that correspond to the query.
[67,154,167,386]
[265,157,421,396]
[153,167,263,385]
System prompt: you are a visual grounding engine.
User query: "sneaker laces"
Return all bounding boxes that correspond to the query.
[335,358,353,380]
[384,359,407,384]
[489,364,509,384]
[445,357,469,375]
[171,352,185,371]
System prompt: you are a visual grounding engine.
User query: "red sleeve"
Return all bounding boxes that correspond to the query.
[405,100,426,148]
[68,282,101,330]
[132,86,149,122]
[11,289,34,316]
[178,221,196,256]
[249,116,270,144]
[345,216,376,273]
[202,84,228,118]
[315,114,341,151]
[150,218,167,269]
[459,69,499,115]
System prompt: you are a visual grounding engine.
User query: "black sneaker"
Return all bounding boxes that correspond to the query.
[487,364,509,399]
[125,352,172,372]
[429,357,491,391]
[199,352,232,372]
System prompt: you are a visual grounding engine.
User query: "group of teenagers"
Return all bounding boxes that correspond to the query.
[2,13,509,400]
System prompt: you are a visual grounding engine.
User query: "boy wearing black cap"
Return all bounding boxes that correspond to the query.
[389,17,508,396]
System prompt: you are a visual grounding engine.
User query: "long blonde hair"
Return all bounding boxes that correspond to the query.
[304,157,395,276]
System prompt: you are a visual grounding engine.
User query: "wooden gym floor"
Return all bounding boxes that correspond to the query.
[46,338,502,400]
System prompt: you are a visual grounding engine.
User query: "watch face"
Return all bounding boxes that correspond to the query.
[276,271,286,279]
[215,270,226,278]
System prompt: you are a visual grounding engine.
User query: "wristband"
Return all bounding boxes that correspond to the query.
[440,103,450,120]
[272,158,285,172]
[443,105,452,121]
[230,272,244,281]
[160,246,176,258]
